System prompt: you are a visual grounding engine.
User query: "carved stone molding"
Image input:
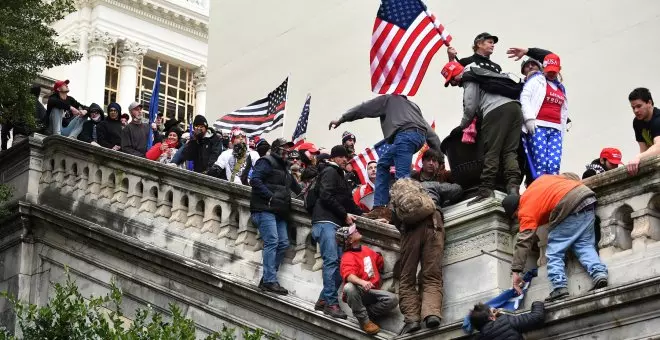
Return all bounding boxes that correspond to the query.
[118,40,148,67]
[59,33,81,52]
[444,231,513,264]
[88,30,116,58]
[193,65,207,92]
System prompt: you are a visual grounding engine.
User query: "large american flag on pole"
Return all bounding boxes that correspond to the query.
[213,78,288,137]
[370,0,452,96]
[292,94,310,147]
[349,139,391,185]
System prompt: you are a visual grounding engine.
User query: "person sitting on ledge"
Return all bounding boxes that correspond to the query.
[336,224,398,335]
[469,301,545,339]
[502,173,608,302]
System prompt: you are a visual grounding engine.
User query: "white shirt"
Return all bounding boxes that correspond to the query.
[215,149,260,184]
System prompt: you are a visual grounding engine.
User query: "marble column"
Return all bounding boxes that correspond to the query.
[117,40,148,110]
[86,30,115,107]
[193,65,207,116]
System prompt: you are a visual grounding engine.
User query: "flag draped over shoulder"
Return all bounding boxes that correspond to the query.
[292,94,310,147]
[412,119,435,172]
[213,78,288,137]
[370,0,452,96]
[349,139,391,185]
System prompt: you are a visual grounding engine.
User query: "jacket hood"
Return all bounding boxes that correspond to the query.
[88,103,105,121]
[107,102,122,120]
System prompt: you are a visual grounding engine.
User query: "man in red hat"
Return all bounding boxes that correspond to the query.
[582,148,623,179]
[46,79,87,136]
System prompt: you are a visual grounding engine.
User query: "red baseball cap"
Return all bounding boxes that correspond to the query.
[296,142,319,154]
[53,79,70,92]
[441,61,464,87]
[543,54,561,73]
[600,148,622,165]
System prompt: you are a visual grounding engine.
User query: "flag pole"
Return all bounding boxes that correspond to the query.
[281,74,290,139]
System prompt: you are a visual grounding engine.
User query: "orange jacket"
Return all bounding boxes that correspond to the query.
[518,175,581,231]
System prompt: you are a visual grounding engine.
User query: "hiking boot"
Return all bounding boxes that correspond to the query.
[323,304,347,319]
[361,320,381,335]
[424,315,441,329]
[314,299,326,311]
[545,287,569,302]
[467,188,494,206]
[506,184,520,195]
[589,277,608,291]
[364,206,391,222]
[259,281,289,295]
[398,321,421,335]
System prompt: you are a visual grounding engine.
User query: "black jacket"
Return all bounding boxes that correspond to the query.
[475,301,545,340]
[96,103,123,149]
[312,162,363,225]
[181,129,223,173]
[78,103,104,143]
[250,154,300,217]
[582,159,606,179]
[46,93,85,128]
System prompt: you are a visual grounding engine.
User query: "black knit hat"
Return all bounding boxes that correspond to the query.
[330,145,349,158]
[342,131,356,144]
[193,115,208,128]
[501,194,520,219]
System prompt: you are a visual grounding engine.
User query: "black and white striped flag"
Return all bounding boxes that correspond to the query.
[213,78,287,137]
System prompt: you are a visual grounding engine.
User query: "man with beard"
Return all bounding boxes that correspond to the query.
[121,102,161,157]
[582,148,623,179]
[178,115,223,173]
[212,127,260,185]
[342,131,360,189]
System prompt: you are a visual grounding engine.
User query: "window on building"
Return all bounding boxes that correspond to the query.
[104,46,120,108]
[136,56,196,125]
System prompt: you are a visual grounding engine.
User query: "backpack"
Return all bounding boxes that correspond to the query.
[462,68,523,100]
[390,179,436,226]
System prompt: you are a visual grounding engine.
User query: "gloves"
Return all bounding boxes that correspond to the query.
[525,119,537,135]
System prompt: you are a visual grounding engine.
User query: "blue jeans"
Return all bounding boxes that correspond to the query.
[50,108,85,138]
[373,131,426,206]
[252,212,289,284]
[312,222,343,305]
[546,209,608,290]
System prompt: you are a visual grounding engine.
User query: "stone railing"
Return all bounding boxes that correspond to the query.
[0,135,518,332]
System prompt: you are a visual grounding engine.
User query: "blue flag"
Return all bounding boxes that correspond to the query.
[147,64,162,149]
[187,116,194,171]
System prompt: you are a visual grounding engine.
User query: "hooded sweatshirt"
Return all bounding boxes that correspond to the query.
[97,103,123,149]
[78,103,105,143]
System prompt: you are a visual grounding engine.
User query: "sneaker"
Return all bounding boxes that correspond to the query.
[467,188,494,206]
[545,287,569,302]
[398,321,421,336]
[424,315,441,329]
[361,320,380,335]
[314,299,326,311]
[258,281,289,295]
[589,277,608,291]
[323,304,347,319]
[363,206,392,222]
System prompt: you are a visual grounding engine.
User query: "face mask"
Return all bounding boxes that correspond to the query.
[91,114,101,122]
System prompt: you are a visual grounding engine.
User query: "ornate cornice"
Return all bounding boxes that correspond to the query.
[88,29,117,57]
[59,33,81,52]
[193,65,207,92]
[119,40,148,67]
[100,0,208,40]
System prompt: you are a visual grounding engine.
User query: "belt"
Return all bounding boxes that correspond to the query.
[400,127,426,136]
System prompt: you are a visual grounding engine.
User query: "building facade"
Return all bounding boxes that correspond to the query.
[43,0,209,124]
[206,0,660,174]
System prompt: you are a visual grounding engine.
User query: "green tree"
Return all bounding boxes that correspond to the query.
[0,0,82,131]
[0,270,272,339]
[0,184,12,218]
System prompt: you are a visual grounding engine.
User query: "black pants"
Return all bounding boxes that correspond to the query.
[479,102,523,189]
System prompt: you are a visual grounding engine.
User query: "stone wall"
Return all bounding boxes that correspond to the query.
[2,135,660,339]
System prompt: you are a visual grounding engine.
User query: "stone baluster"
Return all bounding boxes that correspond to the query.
[61,163,78,195]
[598,218,633,258]
[631,208,660,252]
[312,243,323,272]
[168,190,188,230]
[39,158,55,188]
[138,181,159,215]
[234,203,260,261]
[216,200,238,240]
[72,165,89,201]
[123,176,143,216]
[110,176,128,210]
[289,222,312,267]
[153,187,174,229]
[200,197,222,235]
[52,159,66,189]
[184,194,205,232]
[85,166,102,205]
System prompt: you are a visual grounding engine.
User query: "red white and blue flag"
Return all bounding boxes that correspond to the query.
[349,139,391,185]
[292,94,311,147]
[214,78,287,137]
[370,0,452,96]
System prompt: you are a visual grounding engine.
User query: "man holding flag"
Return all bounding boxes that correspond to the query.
[329,95,441,222]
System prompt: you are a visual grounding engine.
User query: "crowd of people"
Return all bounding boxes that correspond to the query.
[2,30,660,338]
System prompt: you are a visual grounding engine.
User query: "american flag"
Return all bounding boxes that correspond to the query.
[371,0,452,96]
[292,94,311,147]
[213,78,288,137]
[412,119,435,172]
[349,138,391,185]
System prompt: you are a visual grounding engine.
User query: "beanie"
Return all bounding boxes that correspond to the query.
[501,194,520,219]
[330,145,349,158]
[193,115,208,128]
[342,131,356,144]
[520,58,543,75]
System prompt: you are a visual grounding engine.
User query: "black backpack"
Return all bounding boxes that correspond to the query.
[462,68,523,100]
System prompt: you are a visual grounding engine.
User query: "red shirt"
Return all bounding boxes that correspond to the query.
[536,83,565,124]
[340,245,383,288]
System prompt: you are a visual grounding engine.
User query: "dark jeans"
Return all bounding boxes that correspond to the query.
[479,102,523,189]
[312,222,342,305]
[373,131,426,206]
[343,283,398,324]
